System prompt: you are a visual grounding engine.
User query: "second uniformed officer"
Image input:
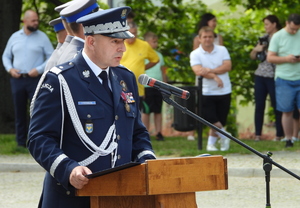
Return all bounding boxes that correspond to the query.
[28,6,156,208]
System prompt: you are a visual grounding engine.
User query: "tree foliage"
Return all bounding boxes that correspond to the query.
[1,0,300,133]
[124,0,207,84]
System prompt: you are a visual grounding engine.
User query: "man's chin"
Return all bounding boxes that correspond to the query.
[27,26,38,32]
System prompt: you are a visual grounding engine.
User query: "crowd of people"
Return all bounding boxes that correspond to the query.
[2,1,300,205]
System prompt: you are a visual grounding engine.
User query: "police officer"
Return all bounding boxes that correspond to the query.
[53,1,75,63]
[44,17,67,72]
[28,6,156,208]
[30,0,99,112]
[57,0,99,64]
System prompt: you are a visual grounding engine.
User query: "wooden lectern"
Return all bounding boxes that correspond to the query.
[76,156,228,208]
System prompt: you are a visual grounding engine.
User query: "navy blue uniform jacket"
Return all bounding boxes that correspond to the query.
[28,51,155,208]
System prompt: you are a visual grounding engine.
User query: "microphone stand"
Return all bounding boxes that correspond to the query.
[160,91,300,208]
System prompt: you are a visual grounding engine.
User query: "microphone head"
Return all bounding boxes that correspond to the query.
[138,74,150,85]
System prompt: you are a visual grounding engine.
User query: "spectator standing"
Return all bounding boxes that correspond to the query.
[190,26,232,151]
[28,7,156,208]
[120,21,159,110]
[267,13,300,148]
[142,31,167,141]
[193,13,223,50]
[188,13,224,141]
[2,10,53,148]
[249,15,284,141]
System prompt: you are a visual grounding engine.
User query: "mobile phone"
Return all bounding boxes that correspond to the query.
[295,55,300,58]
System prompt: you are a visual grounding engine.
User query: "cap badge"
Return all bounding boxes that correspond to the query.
[121,9,127,19]
[83,70,90,78]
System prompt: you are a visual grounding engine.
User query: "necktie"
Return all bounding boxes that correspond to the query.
[99,71,113,100]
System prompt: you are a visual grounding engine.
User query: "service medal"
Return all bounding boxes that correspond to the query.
[125,103,130,112]
[120,80,128,91]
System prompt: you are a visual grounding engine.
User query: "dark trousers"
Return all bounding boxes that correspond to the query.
[10,76,40,146]
[254,75,284,137]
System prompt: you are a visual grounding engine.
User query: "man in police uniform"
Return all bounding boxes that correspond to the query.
[44,17,67,72]
[57,0,99,64]
[53,1,75,63]
[28,6,156,208]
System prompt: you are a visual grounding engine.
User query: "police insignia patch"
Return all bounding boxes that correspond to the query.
[85,123,93,133]
[83,70,90,78]
[41,83,54,92]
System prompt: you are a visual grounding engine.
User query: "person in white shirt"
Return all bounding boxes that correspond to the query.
[190,26,232,151]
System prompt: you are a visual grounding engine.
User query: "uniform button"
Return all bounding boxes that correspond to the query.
[59,66,63,69]
[66,191,70,195]
[57,183,61,186]
[69,62,73,65]
[87,114,91,118]
[117,135,121,140]
[117,155,121,160]
[115,115,119,120]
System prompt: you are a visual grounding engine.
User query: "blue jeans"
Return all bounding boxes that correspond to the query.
[254,76,284,137]
[275,77,300,112]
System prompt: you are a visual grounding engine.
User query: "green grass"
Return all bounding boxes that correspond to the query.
[151,136,300,157]
[0,134,29,154]
[1,134,299,156]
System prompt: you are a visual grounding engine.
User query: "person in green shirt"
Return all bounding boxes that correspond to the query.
[267,13,300,148]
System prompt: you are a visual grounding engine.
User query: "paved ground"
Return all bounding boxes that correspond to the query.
[1,151,300,208]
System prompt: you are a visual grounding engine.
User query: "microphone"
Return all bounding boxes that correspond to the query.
[138,74,190,100]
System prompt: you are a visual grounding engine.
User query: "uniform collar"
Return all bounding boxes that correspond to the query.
[82,51,110,78]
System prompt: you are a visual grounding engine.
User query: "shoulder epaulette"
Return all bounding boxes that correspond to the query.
[118,64,132,72]
[50,62,75,75]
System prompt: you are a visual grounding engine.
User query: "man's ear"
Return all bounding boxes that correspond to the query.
[86,35,94,47]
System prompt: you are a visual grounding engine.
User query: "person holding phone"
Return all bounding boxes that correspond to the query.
[267,13,300,148]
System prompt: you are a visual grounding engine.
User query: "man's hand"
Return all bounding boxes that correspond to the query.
[285,54,299,63]
[28,68,40,77]
[9,68,21,78]
[214,75,223,88]
[199,67,211,76]
[69,166,92,189]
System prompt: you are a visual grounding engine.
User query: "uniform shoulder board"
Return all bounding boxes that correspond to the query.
[118,64,131,72]
[50,62,75,75]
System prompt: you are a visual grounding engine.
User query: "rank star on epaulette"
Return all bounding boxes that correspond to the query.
[83,70,90,78]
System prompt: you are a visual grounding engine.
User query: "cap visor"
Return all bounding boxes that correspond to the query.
[101,31,134,39]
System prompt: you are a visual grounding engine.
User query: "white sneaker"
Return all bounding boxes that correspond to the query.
[220,137,230,151]
[281,137,299,142]
[187,135,195,141]
[206,144,218,151]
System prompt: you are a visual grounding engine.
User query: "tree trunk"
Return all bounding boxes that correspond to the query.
[0,0,22,133]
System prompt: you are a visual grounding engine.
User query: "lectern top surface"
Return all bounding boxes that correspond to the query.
[85,162,142,179]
